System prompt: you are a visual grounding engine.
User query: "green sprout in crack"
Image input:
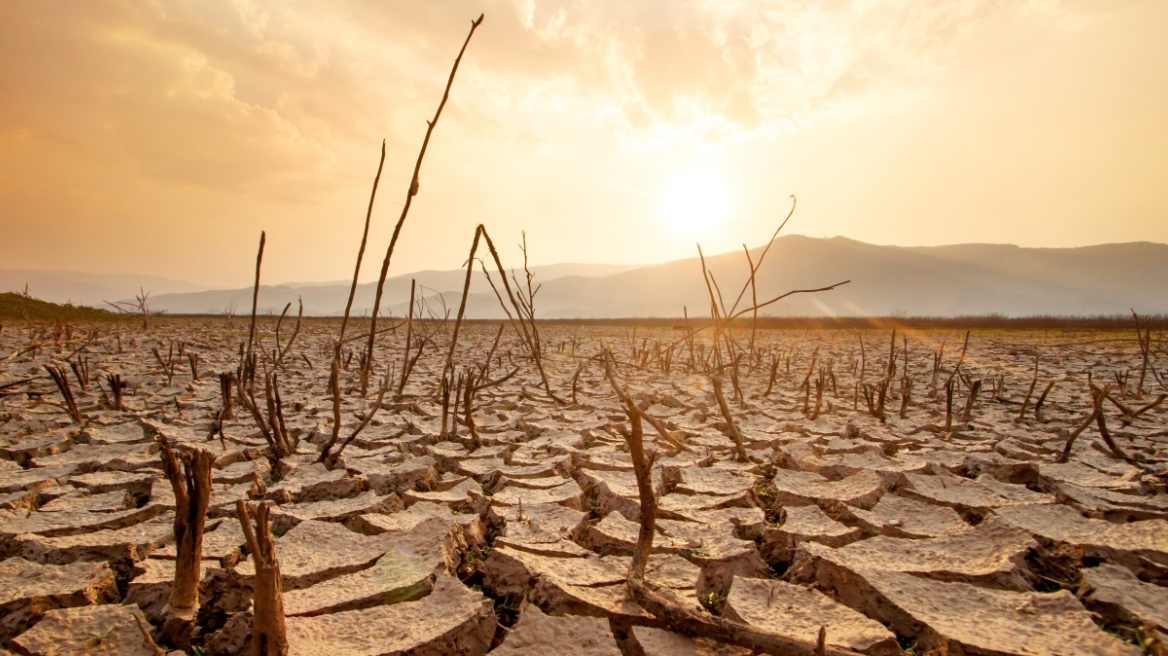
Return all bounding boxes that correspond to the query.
[698,591,727,614]
[88,626,116,645]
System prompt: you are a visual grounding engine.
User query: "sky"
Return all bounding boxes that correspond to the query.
[1,0,1166,287]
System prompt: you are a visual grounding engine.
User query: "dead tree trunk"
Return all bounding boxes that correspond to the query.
[238,500,288,656]
[617,400,860,655]
[156,440,213,647]
[711,375,747,461]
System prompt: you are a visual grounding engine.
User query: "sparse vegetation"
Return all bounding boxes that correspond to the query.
[0,292,119,321]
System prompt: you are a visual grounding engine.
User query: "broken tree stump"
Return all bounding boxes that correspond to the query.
[157,439,213,645]
[238,500,289,656]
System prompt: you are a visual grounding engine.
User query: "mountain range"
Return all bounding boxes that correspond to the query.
[4,237,1166,318]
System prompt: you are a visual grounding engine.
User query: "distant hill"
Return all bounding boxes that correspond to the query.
[8,239,1168,318]
[507,237,1168,319]
[0,270,208,307]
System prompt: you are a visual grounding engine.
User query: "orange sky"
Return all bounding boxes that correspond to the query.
[1,1,1166,286]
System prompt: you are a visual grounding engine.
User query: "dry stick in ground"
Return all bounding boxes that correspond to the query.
[810,369,825,420]
[244,232,266,376]
[337,140,387,351]
[462,367,481,448]
[1034,381,1055,422]
[682,201,846,375]
[105,373,124,411]
[1017,353,1039,421]
[400,337,429,400]
[711,374,748,461]
[319,357,348,464]
[505,231,560,400]
[44,364,82,423]
[900,334,908,392]
[1107,391,1167,426]
[157,440,213,622]
[273,299,302,369]
[450,372,463,435]
[445,226,559,401]
[363,15,484,376]
[885,328,898,384]
[764,352,780,397]
[857,331,867,386]
[725,195,797,321]
[480,322,505,380]
[325,368,393,466]
[187,352,199,381]
[478,260,528,352]
[960,379,982,423]
[947,330,971,390]
[237,500,288,656]
[396,279,417,400]
[696,244,730,371]
[1057,383,1112,463]
[103,287,154,330]
[861,379,888,424]
[439,374,452,436]
[1133,310,1152,397]
[944,378,955,432]
[929,341,945,397]
[684,307,696,372]
[218,373,235,420]
[1085,382,1137,463]
[742,244,760,360]
[730,353,745,406]
[441,225,489,389]
[601,351,690,453]
[69,357,89,391]
[799,347,820,413]
[152,344,176,386]
[571,361,585,404]
[240,374,294,460]
[617,400,859,656]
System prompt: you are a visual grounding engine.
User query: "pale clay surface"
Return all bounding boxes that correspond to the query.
[1,321,1166,654]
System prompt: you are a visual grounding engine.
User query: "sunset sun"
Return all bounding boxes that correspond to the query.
[659,167,735,239]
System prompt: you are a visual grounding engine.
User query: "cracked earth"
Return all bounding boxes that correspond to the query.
[1,319,1166,655]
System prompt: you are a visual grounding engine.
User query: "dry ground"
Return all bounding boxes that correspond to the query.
[1,317,1166,655]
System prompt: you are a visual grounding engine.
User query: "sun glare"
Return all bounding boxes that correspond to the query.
[659,167,735,239]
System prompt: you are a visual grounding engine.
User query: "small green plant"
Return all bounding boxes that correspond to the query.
[271,525,288,538]
[191,647,209,656]
[494,597,522,627]
[588,497,602,516]
[88,626,115,645]
[752,462,776,478]
[467,545,491,564]
[698,591,726,614]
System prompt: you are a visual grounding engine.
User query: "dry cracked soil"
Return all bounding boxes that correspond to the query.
[0,318,1166,655]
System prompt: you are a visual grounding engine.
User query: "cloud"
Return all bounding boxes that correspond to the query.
[0,0,1158,286]
[1,0,1132,192]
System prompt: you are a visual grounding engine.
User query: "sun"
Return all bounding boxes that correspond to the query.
[659,167,736,239]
